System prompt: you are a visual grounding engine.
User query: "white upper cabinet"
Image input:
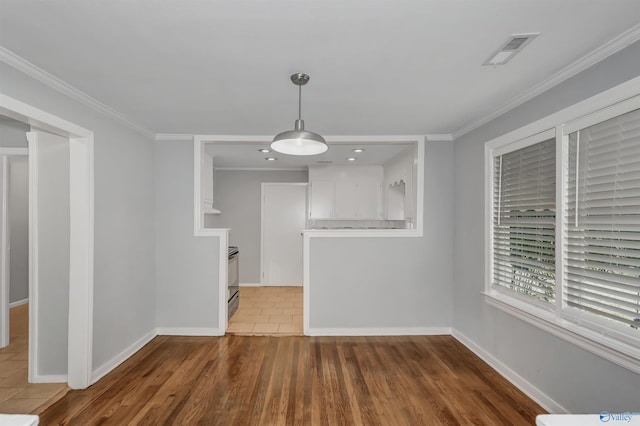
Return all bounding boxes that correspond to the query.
[308,166,382,219]
[309,180,334,219]
[334,182,358,218]
[355,182,381,219]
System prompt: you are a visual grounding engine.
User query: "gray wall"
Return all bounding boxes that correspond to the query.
[452,40,640,412]
[0,116,28,147]
[0,61,157,375]
[309,141,453,329]
[9,156,28,303]
[207,169,308,284]
[0,117,29,303]
[155,140,220,329]
[36,130,70,375]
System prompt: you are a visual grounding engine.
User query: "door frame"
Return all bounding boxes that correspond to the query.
[260,182,308,286]
[0,155,10,348]
[0,93,94,389]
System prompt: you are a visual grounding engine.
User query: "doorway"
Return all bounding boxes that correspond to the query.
[0,94,94,389]
[226,182,306,335]
[0,148,29,349]
[0,116,30,350]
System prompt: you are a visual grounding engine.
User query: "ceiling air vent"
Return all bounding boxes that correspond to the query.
[483,33,539,66]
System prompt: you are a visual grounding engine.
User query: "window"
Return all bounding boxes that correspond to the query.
[564,108,640,335]
[485,79,640,372]
[493,138,556,305]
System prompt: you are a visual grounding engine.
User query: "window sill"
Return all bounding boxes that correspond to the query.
[483,291,640,375]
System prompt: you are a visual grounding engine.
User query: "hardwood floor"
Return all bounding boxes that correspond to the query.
[40,335,545,425]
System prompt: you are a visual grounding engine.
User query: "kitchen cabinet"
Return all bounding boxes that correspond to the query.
[334,182,357,218]
[309,179,381,219]
[309,180,334,218]
[356,182,381,219]
[308,165,383,220]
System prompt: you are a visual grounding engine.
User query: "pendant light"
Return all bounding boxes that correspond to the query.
[271,73,328,156]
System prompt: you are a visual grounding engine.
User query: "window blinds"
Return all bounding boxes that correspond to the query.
[493,139,556,303]
[566,108,640,330]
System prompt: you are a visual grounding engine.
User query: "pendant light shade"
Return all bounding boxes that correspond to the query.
[271,73,328,156]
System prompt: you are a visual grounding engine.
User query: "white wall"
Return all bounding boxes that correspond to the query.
[452,40,640,412]
[206,169,308,284]
[155,140,220,329]
[9,156,28,303]
[0,61,156,375]
[308,142,453,330]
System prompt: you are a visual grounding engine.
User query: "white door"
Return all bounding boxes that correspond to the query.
[262,183,307,286]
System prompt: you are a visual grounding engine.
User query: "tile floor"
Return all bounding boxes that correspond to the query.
[0,304,68,414]
[227,286,303,335]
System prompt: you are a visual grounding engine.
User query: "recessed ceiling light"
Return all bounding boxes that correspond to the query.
[347,157,357,162]
[265,157,277,161]
[353,148,365,153]
[259,148,271,153]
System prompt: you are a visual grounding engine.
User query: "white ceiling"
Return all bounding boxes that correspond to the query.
[1,0,640,138]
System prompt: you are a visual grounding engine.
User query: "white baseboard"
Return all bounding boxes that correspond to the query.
[239,283,263,287]
[31,374,67,383]
[452,328,568,414]
[9,298,28,308]
[156,327,224,336]
[91,329,156,385]
[307,327,452,336]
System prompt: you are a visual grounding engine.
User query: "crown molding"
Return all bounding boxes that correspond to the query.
[155,133,193,141]
[451,22,640,140]
[0,45,155,139]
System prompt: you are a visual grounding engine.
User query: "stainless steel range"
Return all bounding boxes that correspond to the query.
[228,246,239,319]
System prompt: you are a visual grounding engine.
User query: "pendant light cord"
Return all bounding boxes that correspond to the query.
[298,84,302,120]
